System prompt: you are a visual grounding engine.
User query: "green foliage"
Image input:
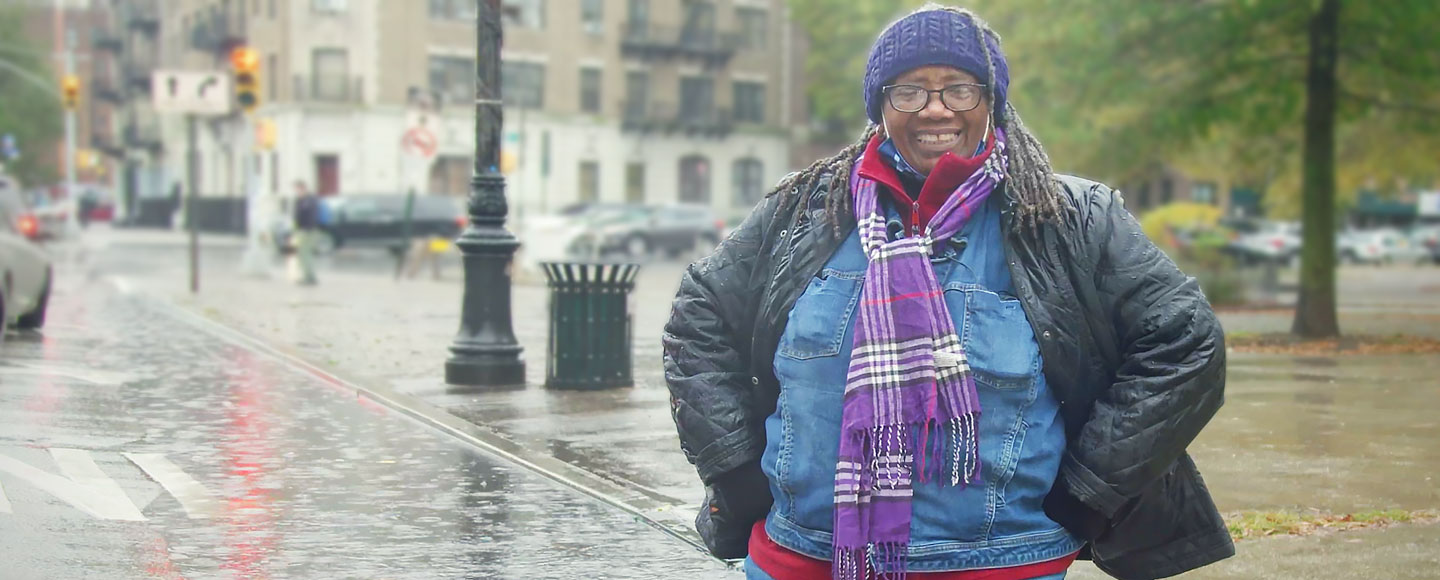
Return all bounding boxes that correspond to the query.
[1138,202,1223,245]
[787,0,1440,326]
[1139,202,1243,306]
[788,0,1440,190]
[0,4,63,186]
[787,0,924,136]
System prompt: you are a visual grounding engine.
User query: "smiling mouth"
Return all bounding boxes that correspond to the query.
[915,132,963,149]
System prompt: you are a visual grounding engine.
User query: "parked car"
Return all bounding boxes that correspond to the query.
[1338,228,1424,265]
[566,203,724,259]
[275,194,467,255]
[1226,221,1301,266]
[1409,225,1440,264]
[0,180,52,340]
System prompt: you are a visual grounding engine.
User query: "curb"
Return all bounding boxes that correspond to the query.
[108,275,727,566]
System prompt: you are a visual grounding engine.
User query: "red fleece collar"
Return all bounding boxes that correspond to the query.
[855,132,995,232]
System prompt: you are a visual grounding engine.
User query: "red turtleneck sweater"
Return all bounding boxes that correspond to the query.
[855,132,995,234]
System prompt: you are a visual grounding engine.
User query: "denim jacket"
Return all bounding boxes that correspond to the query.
[761,195,1083,571]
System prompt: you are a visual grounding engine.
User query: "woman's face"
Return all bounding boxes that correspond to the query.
[880,65,992,176]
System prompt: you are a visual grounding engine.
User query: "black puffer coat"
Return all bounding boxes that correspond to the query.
[662,173,1233,580]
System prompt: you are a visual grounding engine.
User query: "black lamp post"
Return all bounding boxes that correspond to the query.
[445,0,525,390]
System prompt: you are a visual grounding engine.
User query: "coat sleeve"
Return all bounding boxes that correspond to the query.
[1058,184,1227,519]
[663,195,780,558]
[663,194,777,483]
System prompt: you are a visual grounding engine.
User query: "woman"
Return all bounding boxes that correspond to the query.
[663,4,1231,580]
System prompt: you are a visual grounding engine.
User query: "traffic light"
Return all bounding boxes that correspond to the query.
[61,75,80,110]
[230,47,261,113]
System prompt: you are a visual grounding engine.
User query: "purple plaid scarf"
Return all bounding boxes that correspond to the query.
[834,128,1008,580]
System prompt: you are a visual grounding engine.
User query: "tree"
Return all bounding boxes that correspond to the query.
[0,4,63,187]
[789,0,1440,338]
[787,0,923,139]
[1012,0,1440,338]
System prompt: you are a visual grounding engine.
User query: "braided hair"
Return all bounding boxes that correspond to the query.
[774,4,1069,237]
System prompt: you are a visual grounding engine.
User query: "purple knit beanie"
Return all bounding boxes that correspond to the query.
[863,7,1010,125]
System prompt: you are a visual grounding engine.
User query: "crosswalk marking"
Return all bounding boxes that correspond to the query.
[0,448,146,521]
[123,453,221,519]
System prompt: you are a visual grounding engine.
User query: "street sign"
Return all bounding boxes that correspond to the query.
[151,71,231,115]
[401,126,439,159]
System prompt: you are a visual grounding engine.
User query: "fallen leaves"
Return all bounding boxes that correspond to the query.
[1226,332,1440,355]
[1225,509,1440,540]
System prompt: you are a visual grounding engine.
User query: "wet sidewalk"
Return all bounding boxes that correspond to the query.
[3,252,732,579]
[80,226,1440,578]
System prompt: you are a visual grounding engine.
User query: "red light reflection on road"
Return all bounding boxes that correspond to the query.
[220,348,280,579]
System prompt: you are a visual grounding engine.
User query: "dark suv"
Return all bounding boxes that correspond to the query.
[277,194,466,254]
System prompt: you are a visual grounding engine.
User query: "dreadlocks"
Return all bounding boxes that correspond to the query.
[774,4,1069,237]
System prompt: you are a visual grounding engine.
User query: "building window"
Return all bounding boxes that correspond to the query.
[501,0,544,29]
[626,0,649,37]
[681,0,716,47]
[1192,182,1217,205]
[737,7,766,50]
[579,161,600,202]
[680,76,714,120]
[733,81,765,124]
[581,0,603,34]
[626,162,645,203]
[430,55,475,106]
[624,70,648,120]
[311,48,350,101]
[580,67,602,114]
[268,0,275,18]
[679,155,710,204]
[733,158,763,208]
[500,61,545,108]
[429,0,476,20]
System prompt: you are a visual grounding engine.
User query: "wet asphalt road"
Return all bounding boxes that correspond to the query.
[0,272,733,579]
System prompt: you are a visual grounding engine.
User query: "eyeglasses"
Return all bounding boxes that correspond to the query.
[882,83,987,113]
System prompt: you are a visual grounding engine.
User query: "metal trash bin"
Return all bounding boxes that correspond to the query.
[541,262,640,390]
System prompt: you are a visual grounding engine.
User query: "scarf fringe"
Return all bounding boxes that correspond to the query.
[832,542,909,580]
[847,416,981,492]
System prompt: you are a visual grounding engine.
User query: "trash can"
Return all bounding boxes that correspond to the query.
[541,262,640,390]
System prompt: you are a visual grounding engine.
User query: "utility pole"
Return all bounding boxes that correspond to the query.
[187,114,199,294]
[62,19,79,233]
[444,0,525,390]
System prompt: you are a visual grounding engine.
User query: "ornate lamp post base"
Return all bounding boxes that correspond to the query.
[445,174,527,392]
[445,349,525,389]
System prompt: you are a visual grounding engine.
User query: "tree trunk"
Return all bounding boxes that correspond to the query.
[1292,0,1341,338]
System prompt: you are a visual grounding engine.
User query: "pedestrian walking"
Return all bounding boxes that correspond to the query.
[663,4,1231,579]
[292,180,320,286]
[393,189,418,280]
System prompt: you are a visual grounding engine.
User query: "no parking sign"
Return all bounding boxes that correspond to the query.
[401,126,438,159]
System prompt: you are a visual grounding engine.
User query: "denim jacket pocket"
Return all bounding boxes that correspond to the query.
[944,285,1042,388]
[777,269,864,360]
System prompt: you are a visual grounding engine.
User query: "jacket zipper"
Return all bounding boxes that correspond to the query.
[912,201,921,237]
